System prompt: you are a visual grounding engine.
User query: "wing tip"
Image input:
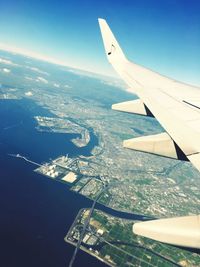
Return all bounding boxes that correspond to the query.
[98,18,106,23]
[98,18,108,28]
[98,18,126,62]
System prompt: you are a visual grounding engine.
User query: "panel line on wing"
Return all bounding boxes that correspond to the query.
[183,100,200,110]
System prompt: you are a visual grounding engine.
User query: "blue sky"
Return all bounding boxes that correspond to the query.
[0,0,200,85]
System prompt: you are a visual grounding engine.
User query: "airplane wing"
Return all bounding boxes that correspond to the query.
[98,18,200,171]
[98,18,200,249]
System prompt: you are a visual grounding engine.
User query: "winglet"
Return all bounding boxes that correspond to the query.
[98,18,127,62]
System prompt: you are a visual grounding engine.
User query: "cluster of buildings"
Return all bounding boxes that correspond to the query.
[45,164,59,178]
[35,155,78,184]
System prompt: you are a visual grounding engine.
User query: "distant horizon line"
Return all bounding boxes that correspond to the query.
[1,42,199,88]
[0,42,117,81]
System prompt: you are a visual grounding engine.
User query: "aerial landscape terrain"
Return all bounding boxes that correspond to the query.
[1,0,200,265]
[0,49,200,266]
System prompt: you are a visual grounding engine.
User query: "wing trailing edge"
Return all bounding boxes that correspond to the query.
[123,132,180,159]
[112,99,153,116]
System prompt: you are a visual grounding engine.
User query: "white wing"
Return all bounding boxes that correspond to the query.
[98,18,200,172]
[98,18,200,250]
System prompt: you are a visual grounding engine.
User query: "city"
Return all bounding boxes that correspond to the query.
[0,51,200,266]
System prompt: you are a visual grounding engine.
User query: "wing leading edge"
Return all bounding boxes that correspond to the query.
[98,18,200,249]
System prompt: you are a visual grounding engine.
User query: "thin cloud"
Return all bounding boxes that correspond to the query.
[25,76,34,81]
[26,66,49,76]
[54,83,60,88]
[64,84,72,89]
[0,57,18,66]
[36,76,48,84]
[25,91,33,96]
[2,68,11,73]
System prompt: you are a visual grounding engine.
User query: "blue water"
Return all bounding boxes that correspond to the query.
[0,99,105,267]
[0,98,149,267]
[0,98,98,161]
